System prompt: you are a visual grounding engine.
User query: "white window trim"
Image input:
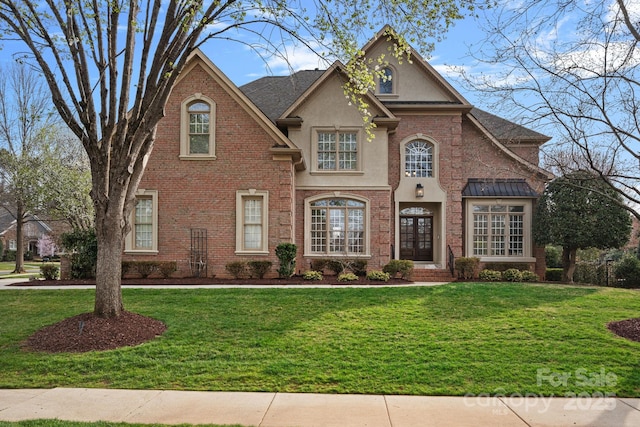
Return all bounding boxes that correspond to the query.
[311,127,363,174]
[303,193,371,258]
[464,198,535,262]
[125,189,159,254]
[180,93,217,160]
[235,189,269,255]
[8,239,16,251]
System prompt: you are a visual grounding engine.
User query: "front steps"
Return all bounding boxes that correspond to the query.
[411,264,455,282]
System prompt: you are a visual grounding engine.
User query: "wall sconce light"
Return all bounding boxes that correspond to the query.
[415,183,424,198]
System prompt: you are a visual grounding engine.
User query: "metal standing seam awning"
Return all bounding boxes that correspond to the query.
[461,178,540,198]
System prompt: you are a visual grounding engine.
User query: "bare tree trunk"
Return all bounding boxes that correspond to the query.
[93,205,125,318]
[562,247,577,283]
[13,201,25,274]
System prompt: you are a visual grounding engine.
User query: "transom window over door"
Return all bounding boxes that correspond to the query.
[473,205,525,257]
[188,101,210,154]
[317,131,358,171]
[405,140,433,177]
[310,198,366,255]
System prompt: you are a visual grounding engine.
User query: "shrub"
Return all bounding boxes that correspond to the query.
[275,243,297,278]
[121,261,133,279]
[502,268,523,282]
[613,256,640,288]
[545,268,563,281]
[545,246,563,268]
[310,259,329,272]
[61,229,97,279]
[338,272,358,282]
[247,260,272,279]
[367,270,390,282]
[349,260,368,276]
[574,262,606,286]
[135,261,159,278]
[303,270,323,281]
[158,261,178,279]
[4,250,16,262]
[520,270,539,282]
[383,259,414,279]
[40,263,59,280]
[454,257,480,280]
[478,269,502,281]
[483,262,531,272]
[327,260,346,275]
[225,261,247,279]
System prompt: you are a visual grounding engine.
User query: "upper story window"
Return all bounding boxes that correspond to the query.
[235,190,269,254]
[379,67,393,94]
[180,94,216,160]
[405,140,433,178]
[317,131,359,171]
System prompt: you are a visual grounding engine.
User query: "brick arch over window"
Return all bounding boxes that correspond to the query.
[304,194,371,257]
[180,93,216,159]
[403,137,437,178]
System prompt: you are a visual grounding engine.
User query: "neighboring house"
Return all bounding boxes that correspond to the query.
[124,27,553,279]
[0,209,55,258]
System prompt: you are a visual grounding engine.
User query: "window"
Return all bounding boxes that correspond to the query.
[125,190,158,253]
[472,205,525,257]
[405,140,433,177]
[379,67,393,94]
[236,190,269,254]
[308,198,366,255]
[316,131,358,171]
[8,239,16,251]
[180,94,216,159]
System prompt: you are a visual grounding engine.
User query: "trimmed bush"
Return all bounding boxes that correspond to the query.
[248,260,272,279]
[520,270,539,282]
[135,261,159,278]
[454,257,480,280]
[225,261,247,279]
[158,261,178,279]
[483,262,531,272]
[303,270,323,281]
[61,229,97,279]
[614,256,640,288]
[478,269,502,281]
[275,243,297,278]
[502,268,523,282]
[383,259,414,279]
[338,272,358,282]
[545,268,563,281]
[40,263,59,280]
[367,270,390,282]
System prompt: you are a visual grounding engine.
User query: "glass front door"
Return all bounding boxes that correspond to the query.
[399,215,433,261]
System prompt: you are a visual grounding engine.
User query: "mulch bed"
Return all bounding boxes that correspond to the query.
[23,311,167,353]
[607,318,640,343]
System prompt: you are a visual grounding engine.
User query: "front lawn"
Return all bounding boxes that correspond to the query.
[1,283,639,396]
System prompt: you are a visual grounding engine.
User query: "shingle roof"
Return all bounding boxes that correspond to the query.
[462,178,539,198]
[240,71,550,144]
[240,70,326,123]
[469,108,550,143]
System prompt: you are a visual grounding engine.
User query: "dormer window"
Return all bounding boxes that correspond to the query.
[379,67,393,94]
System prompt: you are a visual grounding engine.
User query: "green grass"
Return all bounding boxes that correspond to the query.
[0,261,53,278]
[1,283,639,397]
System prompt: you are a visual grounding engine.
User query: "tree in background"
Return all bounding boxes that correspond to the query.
[533,170,632,282]
[462,0,639,220]
[0,63,57,273]
[0,0,485,318]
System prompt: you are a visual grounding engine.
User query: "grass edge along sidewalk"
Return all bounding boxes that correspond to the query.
[1,282,638,397]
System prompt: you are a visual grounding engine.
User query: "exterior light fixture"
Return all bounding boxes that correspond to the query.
[415,183,424,198]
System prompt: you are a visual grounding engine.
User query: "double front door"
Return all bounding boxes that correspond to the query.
[399,215,433,261]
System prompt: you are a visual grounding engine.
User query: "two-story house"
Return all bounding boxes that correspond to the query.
[124,27,553,280]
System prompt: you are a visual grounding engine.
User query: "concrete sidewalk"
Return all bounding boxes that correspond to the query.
[1,388,639,426]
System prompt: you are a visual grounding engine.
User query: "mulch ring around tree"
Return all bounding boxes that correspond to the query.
[23,311,167,353]
[608,318,640,343]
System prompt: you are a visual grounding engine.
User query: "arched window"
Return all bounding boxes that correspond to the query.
[379,67,393,94]
[308,198,367,255]
[180,94,216,159]
[405,140,433,177]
